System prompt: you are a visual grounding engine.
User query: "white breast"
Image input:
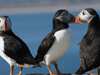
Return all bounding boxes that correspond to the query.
[0,37,16,67]
[0,36,36,68]
[0,37,4,51]
[45,28,72,65]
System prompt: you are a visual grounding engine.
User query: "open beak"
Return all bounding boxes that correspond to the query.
[4,20,6,32]
[75,14,81,24]
[68,14,75,23]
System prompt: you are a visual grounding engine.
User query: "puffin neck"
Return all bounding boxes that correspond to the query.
[53,18,69,30]
[87,15,100,33]
[88,15,100,28]
[0,30,14,36]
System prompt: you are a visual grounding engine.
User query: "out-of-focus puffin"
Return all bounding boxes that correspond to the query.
[35,9,75,75]
[0,16,39,75]
[75,8,100,75]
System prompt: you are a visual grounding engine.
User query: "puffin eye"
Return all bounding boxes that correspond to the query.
[7,18,10,23]
[83,12,85,15]
[9,19,11,22]
[65,13,68,15]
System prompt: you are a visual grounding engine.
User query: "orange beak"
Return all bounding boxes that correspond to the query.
[70,14,75,23]
[75,14,81,24]
[4,20,6,32]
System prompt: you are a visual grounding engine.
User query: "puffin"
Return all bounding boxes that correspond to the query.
[35,9,75,75]
[75,8,100,75]
[0,16,39,75]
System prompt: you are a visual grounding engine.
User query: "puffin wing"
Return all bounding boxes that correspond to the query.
[79,35,100,71]
[4,35,37,64]
[35,34,55,62]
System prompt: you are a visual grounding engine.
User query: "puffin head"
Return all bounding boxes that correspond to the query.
[0,16,12,32]
[53,9,75,24]
[75,8,99,24]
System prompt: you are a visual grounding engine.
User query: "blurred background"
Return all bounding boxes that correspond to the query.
[0,0,99,14]
[0,0,100,75]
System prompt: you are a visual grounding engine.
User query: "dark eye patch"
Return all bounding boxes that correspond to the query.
[83,12,85,15]
[65,12,68,15]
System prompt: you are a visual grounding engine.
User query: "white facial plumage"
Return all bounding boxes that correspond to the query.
[55,11,72,23]
[79,10,96,23]
[0,16,12,31]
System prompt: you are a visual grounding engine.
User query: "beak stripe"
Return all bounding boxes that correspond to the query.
[75,14,81,24]
[4,20,6,32]
[69,14,75,23]
[71,14,75,23]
